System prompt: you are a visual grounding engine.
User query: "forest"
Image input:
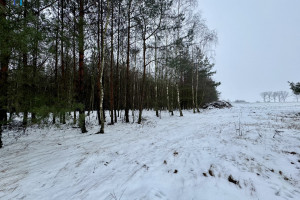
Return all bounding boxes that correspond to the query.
[0,0,219,148]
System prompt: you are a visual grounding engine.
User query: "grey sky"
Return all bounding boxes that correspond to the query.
[198,0,300,102]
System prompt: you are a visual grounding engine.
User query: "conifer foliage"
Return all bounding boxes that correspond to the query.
[289,82,300,95]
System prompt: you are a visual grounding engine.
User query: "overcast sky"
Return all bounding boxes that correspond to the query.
[198,0,300,102]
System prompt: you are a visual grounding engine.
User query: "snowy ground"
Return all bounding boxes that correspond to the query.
[1,103,300,200]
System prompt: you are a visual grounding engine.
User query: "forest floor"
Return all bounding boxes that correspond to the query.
[1,103,300,200]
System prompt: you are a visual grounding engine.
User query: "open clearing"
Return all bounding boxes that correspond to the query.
[1,103,300,200]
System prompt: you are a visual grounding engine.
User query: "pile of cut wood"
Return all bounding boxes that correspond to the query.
[202,101,232,109]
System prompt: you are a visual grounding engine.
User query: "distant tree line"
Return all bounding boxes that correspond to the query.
[233,100,247,103]
[260,91,289,103]
[0,0,220,148]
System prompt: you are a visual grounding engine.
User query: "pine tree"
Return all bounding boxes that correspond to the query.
[289,82,300,95]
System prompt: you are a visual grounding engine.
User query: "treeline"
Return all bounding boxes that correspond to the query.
[0,0,220,147]
[260,91,289,102]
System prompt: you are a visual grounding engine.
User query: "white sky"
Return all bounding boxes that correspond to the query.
[198,0,300,102]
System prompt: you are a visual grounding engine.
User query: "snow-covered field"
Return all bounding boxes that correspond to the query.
[1,103,300,200]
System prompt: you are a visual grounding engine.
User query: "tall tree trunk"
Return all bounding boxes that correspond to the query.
[31,0,40,123]
[78,0,87,133]
[176,80,183,116]
[22,0,28,126]
[166,80,170,112]
[72,4,76,125]
[175,0,183,117]
[0,54,8,148]
[109,3,114,125]
[132,32,137,123]
[195,60,199,112]
[60,0,66,124]
[138,36,146,124]
[97,0,104,133]
[132,71,136,123]
[170,76,174,116]
[0,0,9,148]
[125,0,131,123]
[96,0,102,130]
[164,35,171,114]
[154,36,159,117]
[53,8,59,124]
[114,1,121,122]
[192,67,195,113]
[97,0,110,133]
[89,71,95,116]
[191,47,195,113]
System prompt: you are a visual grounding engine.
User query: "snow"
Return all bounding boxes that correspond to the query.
[1,103,300,200]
